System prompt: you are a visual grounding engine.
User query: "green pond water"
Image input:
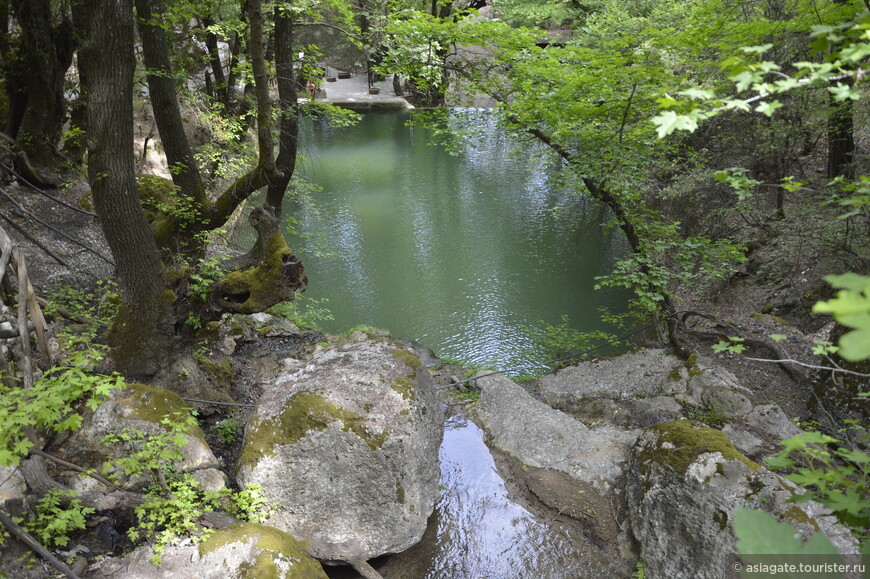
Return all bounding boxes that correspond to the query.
[284,109,630,373]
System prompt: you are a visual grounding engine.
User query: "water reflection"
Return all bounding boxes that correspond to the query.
[287,109,630,372]
[375,417,616,578]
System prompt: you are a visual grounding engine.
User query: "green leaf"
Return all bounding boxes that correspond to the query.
[740,44,774,55]
[677,88,715,101]
[734,507,839,556]
[722,99,752,112]
[755,100,783,117]
[651,111,699,138]
[769,334,788,343]
[828,83,861,102]
[822,273,870,293]
[837,327,870,362]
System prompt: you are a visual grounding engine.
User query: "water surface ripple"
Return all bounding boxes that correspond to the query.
[288,109,629,372]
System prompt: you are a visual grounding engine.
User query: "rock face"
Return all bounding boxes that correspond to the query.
[474,372,639,491]
[236,339,443,562]
[626,420,856,579]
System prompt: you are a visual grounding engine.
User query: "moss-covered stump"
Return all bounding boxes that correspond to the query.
[214,207,307,314]
[198,523,328,578]
[61,383,221,490]
[626,420,856,579]
[236,338,443,563]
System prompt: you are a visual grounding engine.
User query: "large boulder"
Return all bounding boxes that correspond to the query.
[537,350,753,427]
[235,339,443,563]
[627,420,856,579]
[473,372,639,491]
[538,349,689,407]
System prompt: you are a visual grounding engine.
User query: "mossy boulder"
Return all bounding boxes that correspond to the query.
[626,420,856,579]
[197,522,327,578]
[63,383,221,490]
[236,338,443,562]
[98,524,326,579]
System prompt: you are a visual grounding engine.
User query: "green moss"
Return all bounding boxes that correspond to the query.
[198,357,234,390]
[80,189,93,211]
[685,353,703,377]
[391,377,417,402]
[257,325,275,336]
[239,392,386,468]
[198,522,327,578]
[390,349,423,401]
[396,484,405,504]
[668,365,685,381]
[782,505,820,532]
[116,383,203,438]
[750,313,790,327]
[159,289,177,305]
[391,348,424,372]
[637,420,760,477]
[218,234,293,313]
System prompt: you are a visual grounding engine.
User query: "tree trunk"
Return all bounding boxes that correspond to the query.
[826,91,854,179]
[265,8,299,214]
[10,0,74,164]
[134,0,207,207]
[202,16,227,98]
[65,0,91,165]
[80,0,173,378]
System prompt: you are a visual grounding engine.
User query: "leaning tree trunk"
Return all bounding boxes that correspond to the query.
[80,0,174,378]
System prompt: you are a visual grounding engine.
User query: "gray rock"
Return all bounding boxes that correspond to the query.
[537,349,689,408]
[721,424,765,455]
[94,525,327,579]
[0,466,25,507]
[64,383,221,488]
[236,339,443,562]
[627,420,856,579]
[191,468,229,493]
[474,372,639,491]
[744,404,801,441]
[687,367,753,417]
[626,396,685,428]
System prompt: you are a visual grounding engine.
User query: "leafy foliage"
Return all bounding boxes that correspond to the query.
[266,296,334,330]
[525,315,617,370]
[23,489,94,548]
[215,417,241,444]
[100,411,274,565]
[813,274,870,362]
[100,411,197,486]
[765,425,870,545]
[0,353,125,466]
[734,506,841,557]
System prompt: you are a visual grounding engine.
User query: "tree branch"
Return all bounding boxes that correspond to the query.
[0,509,82,579]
